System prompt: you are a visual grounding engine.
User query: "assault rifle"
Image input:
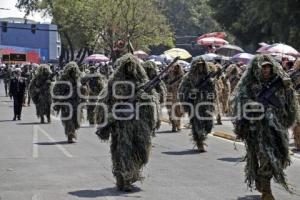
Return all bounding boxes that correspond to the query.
[195,62,230,89]
[255,76,284,108]
[95,56,180,139]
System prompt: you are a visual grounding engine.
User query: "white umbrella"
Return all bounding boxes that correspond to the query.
[264,43,299,56]
[200,53,219,61]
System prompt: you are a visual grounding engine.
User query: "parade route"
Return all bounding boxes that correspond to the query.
[1,82,300,200]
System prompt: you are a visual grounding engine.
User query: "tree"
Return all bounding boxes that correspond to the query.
[92,0,173,61]
[153,0,223,55]
[17,0,174,63]
[209,0,300,51]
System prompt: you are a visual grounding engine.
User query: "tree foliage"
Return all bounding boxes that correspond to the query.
[155,0,221,36]
[209,0,300,51]
[16,0,174,62]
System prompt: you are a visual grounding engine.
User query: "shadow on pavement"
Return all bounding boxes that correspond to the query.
[36,141,70,145]
[17,122,42,125]
[69,186,142,198]
[162,149,199,155]
[0,119,14,122]
[217,157,244,163]
[237,195,260,200]
[155,130,174,134]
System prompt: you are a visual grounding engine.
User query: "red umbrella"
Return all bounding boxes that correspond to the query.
[84,54,109,62]
[198,32,227,40]
[197,37,229,46]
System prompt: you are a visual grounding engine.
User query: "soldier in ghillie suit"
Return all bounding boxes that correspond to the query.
[83,66,106,125]
[231,55,299,200]
[143,60,167,134]
[290,58,300,150]
[207,62,223,125]
[94,54,159,191]
[226,64,241,94]
[21,65,33,106]
[29,64,53,123]
[3,65,12,97]
[164,63,184,132]
[53,62,88,143]
[179,56,215,152]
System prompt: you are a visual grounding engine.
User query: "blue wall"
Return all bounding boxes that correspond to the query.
[0,22,60,63]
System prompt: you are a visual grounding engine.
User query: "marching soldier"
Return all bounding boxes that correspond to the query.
[179,56,215,152]
[231,55,298,200]
[94,54,159,191]
[290,58,300,150]
[164,63,184,132]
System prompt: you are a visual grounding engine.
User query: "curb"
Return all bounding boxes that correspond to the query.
[212,131,300,159]
[160,118,170,123]
[212,131,238,142]
[161,118,300,159]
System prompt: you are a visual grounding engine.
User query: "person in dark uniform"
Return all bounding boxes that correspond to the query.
[9,68,26,120]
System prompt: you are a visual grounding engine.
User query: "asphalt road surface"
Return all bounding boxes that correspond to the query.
[0,81,300,200]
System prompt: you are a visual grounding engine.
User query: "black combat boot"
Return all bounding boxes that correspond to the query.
[47,114,51,123]
[41,116,45,124]
[215,114,222,125]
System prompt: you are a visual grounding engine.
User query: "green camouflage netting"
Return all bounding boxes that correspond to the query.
[53,62,87,136]
[29,64,53,119]
[230,54,299,191]
[179,56,215,146]
[94,54,159,185]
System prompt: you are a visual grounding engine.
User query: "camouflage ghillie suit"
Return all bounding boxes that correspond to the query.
[290,59,300,150]
[226,64,241,94]
[21,65,33,106]
[164,63,184,132]
[53,62,88,143]
[29,64,53,123]
[83,66,106,125]
[179,57,215,152]
[95,54,159,191]
[219,75,230,115]
[143,61,167,133]
[208,62,223,125]
[3,65,12,96]
[231,55,299,199]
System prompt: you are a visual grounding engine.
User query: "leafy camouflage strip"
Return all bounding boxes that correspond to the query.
[52,62,88,136]
[81,66,107,124]
[143,60,167,130]
[230,54,299,191]
[95,54,159,183]
[29,64,52,118]
[179,56,215,144]
[164,63,184,130]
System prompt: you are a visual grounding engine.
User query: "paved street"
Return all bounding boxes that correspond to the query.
[1,81,300,200]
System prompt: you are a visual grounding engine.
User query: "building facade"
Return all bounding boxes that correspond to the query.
[0,18,61,63]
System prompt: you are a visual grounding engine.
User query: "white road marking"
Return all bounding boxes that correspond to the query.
[31,194,39,200]
[33,125,74,158]
[32,126,39,158]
